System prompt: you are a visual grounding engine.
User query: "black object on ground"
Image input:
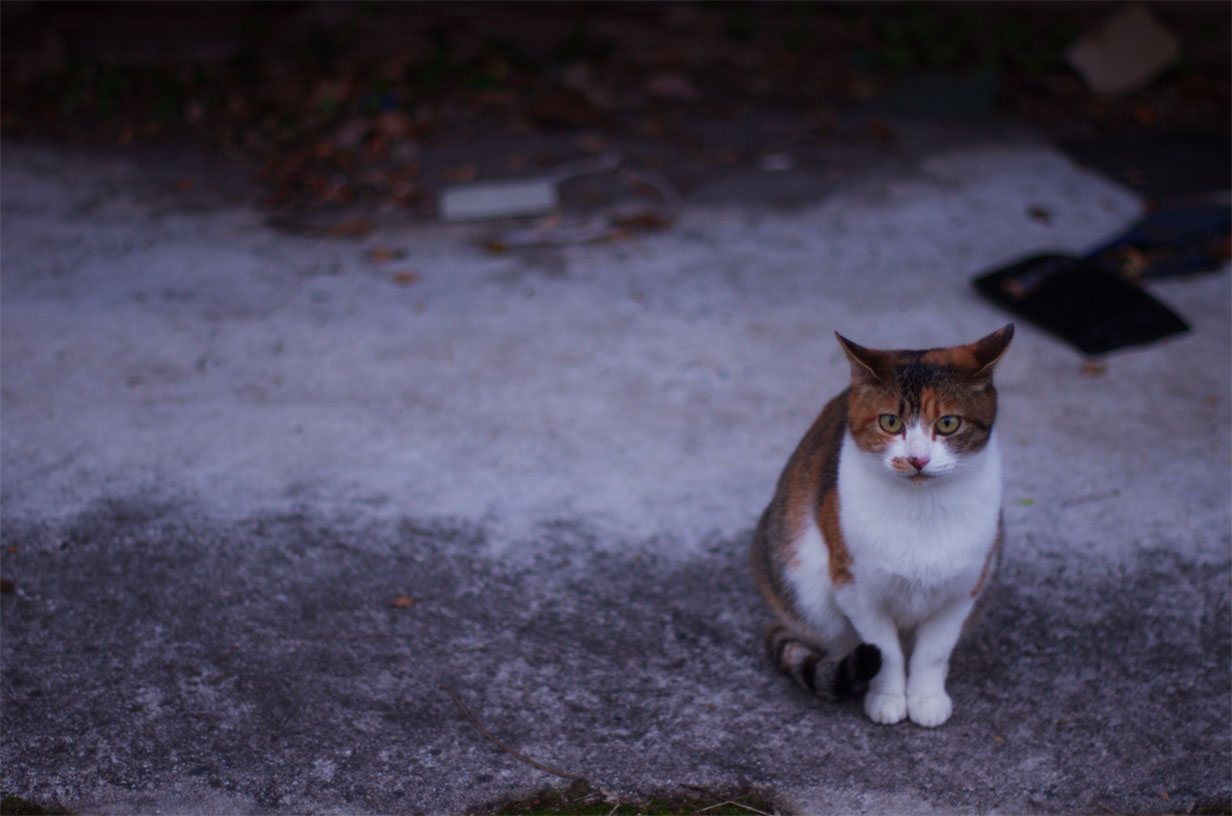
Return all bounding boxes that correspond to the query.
[973,253,1189,356]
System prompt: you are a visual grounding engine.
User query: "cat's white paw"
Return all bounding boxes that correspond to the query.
[907,692,953,727]
[864,691,907,725]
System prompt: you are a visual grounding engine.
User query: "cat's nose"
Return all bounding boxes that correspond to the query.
[907,456,930,471]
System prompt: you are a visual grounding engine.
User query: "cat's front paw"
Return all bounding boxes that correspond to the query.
[907,692,953,727]
[864,691,907,725]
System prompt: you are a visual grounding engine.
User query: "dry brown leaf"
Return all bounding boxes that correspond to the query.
[645,72,699,101]
[375,111,413,140]
[390,595,415,608]
[392,272,420,286]
[1027,205,1052,224]
[574,132,610,154]
[445,164,478,183]
[367,247,407,263]
[863,118,895,144]
[613,211,673,231]
[1080,360,1107,377]
[328,218,373,238]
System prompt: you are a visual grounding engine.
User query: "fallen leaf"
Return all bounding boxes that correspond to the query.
[335,118,369,149]
[645,72,699,101]
[1081,360,1107,377]
[390,595,415,608]
[375,111,412,140]
[863,118,895,144]
[445,164,478,183]
[392,271,420,286]
[1027,205,1052,224]
[184,101,205,124]
[328,217,373,238]
[1134,104,1160,126]
[612,211,673,231]
[367,247,407,263]
[758,153,794,172]
[529,90,609,129]
[639,118,667,139]
[993,735,1006,743]
[574,132,610,154]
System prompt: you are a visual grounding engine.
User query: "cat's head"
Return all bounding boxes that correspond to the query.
[836,325,1013,482]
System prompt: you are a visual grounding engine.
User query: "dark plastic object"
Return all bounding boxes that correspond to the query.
[972,253,1189,356]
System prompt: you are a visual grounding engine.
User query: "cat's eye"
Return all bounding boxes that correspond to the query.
[878,415,904,434]
[935,416,962,435]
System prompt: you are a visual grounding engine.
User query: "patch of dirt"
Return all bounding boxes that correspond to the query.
[3,2,1228,217]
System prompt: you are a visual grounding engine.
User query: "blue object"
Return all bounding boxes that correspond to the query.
[1086,204,1231,279]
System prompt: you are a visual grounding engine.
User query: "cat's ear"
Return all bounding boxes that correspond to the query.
[967,324,1014,377]
[835,332,889,382]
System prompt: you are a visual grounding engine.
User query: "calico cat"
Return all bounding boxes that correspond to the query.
[751,325,1013,727]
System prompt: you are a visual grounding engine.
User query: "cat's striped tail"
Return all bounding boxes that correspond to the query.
[764,624,882,700]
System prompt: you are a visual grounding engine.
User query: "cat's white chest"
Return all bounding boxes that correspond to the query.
[837,432,1001,592]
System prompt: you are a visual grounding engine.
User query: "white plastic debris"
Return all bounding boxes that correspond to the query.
[438,153,621,222]
[1065,3,1181,96]
[438,178,559,222]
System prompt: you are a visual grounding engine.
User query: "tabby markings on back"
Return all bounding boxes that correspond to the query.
[750,325,1013,727]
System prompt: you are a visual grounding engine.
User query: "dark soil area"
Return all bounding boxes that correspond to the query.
[4,1,1229,217]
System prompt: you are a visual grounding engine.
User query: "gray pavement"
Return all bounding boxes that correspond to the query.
[1,135,1229,815]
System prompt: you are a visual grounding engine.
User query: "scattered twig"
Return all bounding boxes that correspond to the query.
[692,799,774,816]
[1060,489,1121,508]
[439,684,588,782]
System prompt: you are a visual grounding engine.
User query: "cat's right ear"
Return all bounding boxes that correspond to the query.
[968,323,1014,378]
[835,332,887,383]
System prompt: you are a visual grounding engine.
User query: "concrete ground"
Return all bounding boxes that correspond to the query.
[1,127,1229,815]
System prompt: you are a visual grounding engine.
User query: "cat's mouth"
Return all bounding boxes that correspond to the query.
[907,473,934,483]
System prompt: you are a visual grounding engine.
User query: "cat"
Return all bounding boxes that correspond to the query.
[750,325,1013,727]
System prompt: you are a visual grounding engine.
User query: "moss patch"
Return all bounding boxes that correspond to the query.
[475,781,778,815]
[0,796,70,816]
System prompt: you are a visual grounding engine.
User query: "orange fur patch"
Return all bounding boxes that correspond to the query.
[922,346,978,370]
[819,490,853,585]
[970,524,1002,598]
[919,386,939,420]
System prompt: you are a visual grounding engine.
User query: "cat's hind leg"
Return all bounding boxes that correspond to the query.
[764,623,881,701]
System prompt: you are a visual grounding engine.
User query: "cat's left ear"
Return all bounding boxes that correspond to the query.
[835,332,891,382]
[967,324,1014,378]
